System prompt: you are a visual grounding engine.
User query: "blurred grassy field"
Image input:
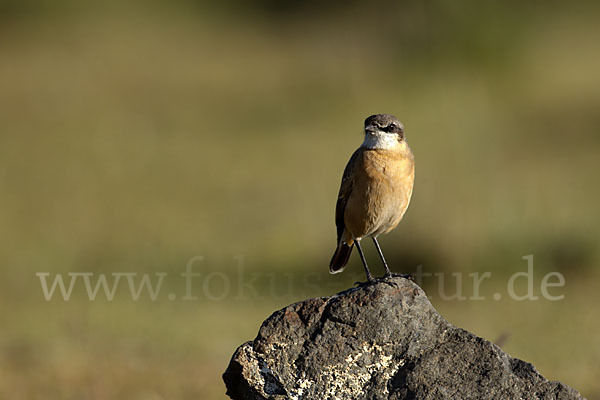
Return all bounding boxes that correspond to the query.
[1,1,600,398]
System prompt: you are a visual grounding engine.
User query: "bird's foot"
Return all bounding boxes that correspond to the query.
[354,276,403,288]
[354,277,375,287]
[383,272,413,281]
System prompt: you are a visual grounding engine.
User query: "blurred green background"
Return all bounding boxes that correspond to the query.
[1,0,599,398]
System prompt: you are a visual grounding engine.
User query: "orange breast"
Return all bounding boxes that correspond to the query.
[344,145,414,240]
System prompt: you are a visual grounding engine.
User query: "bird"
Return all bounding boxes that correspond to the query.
[329,114,415,283]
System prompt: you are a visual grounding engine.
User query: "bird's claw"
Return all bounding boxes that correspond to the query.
[383,272,413,281]
[354,274,411,288]
[354,279,376,287]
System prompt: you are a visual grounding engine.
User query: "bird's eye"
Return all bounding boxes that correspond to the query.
[386,124,397,132]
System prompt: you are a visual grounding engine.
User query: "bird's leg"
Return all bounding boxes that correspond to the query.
[372,237,412,280]
[372,237,391,275]
[354,240,375,285]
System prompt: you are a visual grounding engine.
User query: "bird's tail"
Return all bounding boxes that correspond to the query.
[329,241,354,274]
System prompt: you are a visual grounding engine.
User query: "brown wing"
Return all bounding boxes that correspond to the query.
[335,148,362,244]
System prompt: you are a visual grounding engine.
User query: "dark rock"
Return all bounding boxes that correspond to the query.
[223,277,585,400]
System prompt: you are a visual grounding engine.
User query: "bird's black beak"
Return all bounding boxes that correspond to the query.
[365,124,377,133]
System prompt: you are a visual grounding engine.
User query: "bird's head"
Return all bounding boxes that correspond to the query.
[362,114,405,149]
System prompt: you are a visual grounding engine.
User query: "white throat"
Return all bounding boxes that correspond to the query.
[361,132,400,150]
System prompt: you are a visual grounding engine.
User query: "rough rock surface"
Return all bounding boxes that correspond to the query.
[223,277,584,400]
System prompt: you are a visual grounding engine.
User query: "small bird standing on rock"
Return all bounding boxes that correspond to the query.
[329,114,415,283]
